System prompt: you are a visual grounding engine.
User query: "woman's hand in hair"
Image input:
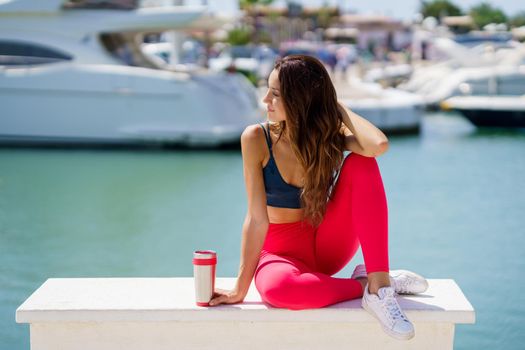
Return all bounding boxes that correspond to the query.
[337,102,389,157]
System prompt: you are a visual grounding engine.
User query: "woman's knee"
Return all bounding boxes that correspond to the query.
[345,152,377,165]
[257,276,291,303]
[340,152,380,178]
[256,276,305,310]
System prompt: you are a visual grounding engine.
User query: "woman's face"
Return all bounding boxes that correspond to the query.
[262,69,286,122]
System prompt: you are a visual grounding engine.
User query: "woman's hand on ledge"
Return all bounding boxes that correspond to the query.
[209,288,245,306]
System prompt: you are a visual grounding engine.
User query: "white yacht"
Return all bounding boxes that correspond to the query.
[399,37,525,107]
[336,78,424,134]
[0,0,263,147]
[441,95,525,128]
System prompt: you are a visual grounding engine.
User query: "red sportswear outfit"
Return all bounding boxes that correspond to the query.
[254,152,389,310]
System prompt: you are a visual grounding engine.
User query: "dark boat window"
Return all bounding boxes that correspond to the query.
[0,40,73,66]
[62,0,138,10]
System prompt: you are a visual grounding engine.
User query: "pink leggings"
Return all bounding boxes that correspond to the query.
[254,153,389,310]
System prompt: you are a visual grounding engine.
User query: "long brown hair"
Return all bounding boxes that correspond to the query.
[272,55,346,227]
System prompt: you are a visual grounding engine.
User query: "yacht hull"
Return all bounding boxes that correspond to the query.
[456,109,525,128]
[0,64,263,147]
[441,96,525,128]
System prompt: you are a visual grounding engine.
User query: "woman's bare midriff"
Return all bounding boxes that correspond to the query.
[267,206,305,223]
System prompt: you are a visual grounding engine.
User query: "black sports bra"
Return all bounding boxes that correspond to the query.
[259,122,302,209]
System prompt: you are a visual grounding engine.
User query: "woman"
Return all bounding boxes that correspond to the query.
[208,55,428,340]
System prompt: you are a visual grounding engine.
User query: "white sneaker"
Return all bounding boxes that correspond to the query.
[351,264,428,295]
[389,270,428,295]
[362,284,415,340]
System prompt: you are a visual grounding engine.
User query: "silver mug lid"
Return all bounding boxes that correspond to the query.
[193,250,216,259]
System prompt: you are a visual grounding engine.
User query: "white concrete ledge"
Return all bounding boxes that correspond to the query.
[16,278,475,350]
[17,278,474,323]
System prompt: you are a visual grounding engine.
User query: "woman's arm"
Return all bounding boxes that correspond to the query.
[209,125,269,305]
[337,101,389,157]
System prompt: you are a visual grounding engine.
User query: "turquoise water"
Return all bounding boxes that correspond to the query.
[1,112,524,349]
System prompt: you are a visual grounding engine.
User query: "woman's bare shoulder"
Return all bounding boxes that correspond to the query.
[241,123,268,149]
[241,124,267,162]
[241,124,265,141]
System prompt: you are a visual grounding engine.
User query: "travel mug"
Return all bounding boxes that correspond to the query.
[193,250,217,306]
